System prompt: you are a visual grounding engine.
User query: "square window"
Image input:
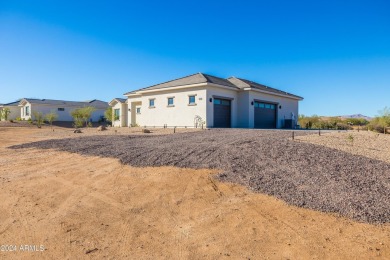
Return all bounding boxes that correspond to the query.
[213,99,221,105]
[149,99,155,107]
[136,107,141,114]
[265,104,271,109]
[189,95,196,104]
[168,97,174,106]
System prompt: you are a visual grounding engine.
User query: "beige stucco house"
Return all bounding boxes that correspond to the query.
[111,73,303,129]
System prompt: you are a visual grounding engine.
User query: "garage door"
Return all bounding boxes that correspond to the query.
[213,98,231,128]
[254,101,277,128]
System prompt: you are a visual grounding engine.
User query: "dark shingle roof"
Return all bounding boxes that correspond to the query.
[114,98,126,103]
[2,100,21,106]
[21,98,108,109]
[228,77,303,99]
[124,73,238,95]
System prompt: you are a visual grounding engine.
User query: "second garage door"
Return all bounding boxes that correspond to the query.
[213,98,231,128]
[254,101,277,128]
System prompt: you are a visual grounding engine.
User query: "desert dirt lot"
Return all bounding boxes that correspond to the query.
[0,127,389,259]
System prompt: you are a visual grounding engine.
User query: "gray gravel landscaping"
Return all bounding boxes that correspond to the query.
[10,129,390,224]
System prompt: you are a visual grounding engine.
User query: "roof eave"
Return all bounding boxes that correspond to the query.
[247,88,303,100]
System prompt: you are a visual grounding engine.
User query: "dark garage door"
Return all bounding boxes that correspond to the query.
[254,101,277,128]
[213,98,231,128]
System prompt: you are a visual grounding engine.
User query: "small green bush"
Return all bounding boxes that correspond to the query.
[32,111,45,128]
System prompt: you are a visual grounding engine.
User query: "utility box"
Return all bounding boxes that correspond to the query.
[284,119,294,129]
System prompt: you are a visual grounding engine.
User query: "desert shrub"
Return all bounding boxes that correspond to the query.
[1,108,11,121]
[346,118,369,126]
[368,107,390,133]
[104,107,112,124]
[71,109,84,128]
[45,111,58,128]
[71,106,96,128]
[347,134,354,144]
[299,115,361,130]
[32,111,45,128]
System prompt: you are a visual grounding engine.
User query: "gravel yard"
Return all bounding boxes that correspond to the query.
[10,129,390,224]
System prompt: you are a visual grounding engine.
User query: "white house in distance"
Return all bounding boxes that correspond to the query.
[0,100,21,121]
[19,98,108,122]
[110,73,303,129]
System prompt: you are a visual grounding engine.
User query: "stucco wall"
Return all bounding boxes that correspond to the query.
[0,106,20,121]
[124,86,300,129]
[112,102,128,127]
[128,88,207,127]
[20,103,106,122]
[206,87,238,128]
[248,91,299,128]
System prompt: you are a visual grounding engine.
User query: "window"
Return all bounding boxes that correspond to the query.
[254,101,276,109]
[58,108,65,111]
[189,95,196,104]
[136,107,141,114]
[25,106,30,116]
[213,99,221,105]
[167,97,174,106]
[149,99,155,107]
[221,100,230,106]
[114,109,120,120]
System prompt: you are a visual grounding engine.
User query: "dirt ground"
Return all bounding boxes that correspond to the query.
[296,130,390,164]
[12,128,390,223]
[0,127,389,259]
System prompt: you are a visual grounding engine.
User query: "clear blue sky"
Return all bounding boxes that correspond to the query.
[1,0,389,117]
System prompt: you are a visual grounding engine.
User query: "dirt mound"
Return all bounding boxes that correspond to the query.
[10,129,390,223]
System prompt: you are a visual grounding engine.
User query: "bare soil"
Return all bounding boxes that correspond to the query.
[11,129,390,224]
[296,130,390,164]
[1,127,389,259]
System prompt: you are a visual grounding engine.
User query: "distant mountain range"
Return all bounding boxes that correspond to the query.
[339,114,373,121]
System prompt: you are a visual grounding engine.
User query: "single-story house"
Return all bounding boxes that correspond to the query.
[0,100,21,121]
[19,98,108,122]
[111,73,303,129]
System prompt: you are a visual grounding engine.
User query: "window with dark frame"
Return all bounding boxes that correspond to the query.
[189,95,196,104]
[136,107,141,114]
[149,99,155,107]
[167,97,174,106]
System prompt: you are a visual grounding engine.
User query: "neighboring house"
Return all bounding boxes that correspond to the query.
[0,100,21,121]
[19,98,108,122]
[112,73,303,128]
[108,98,128,127]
